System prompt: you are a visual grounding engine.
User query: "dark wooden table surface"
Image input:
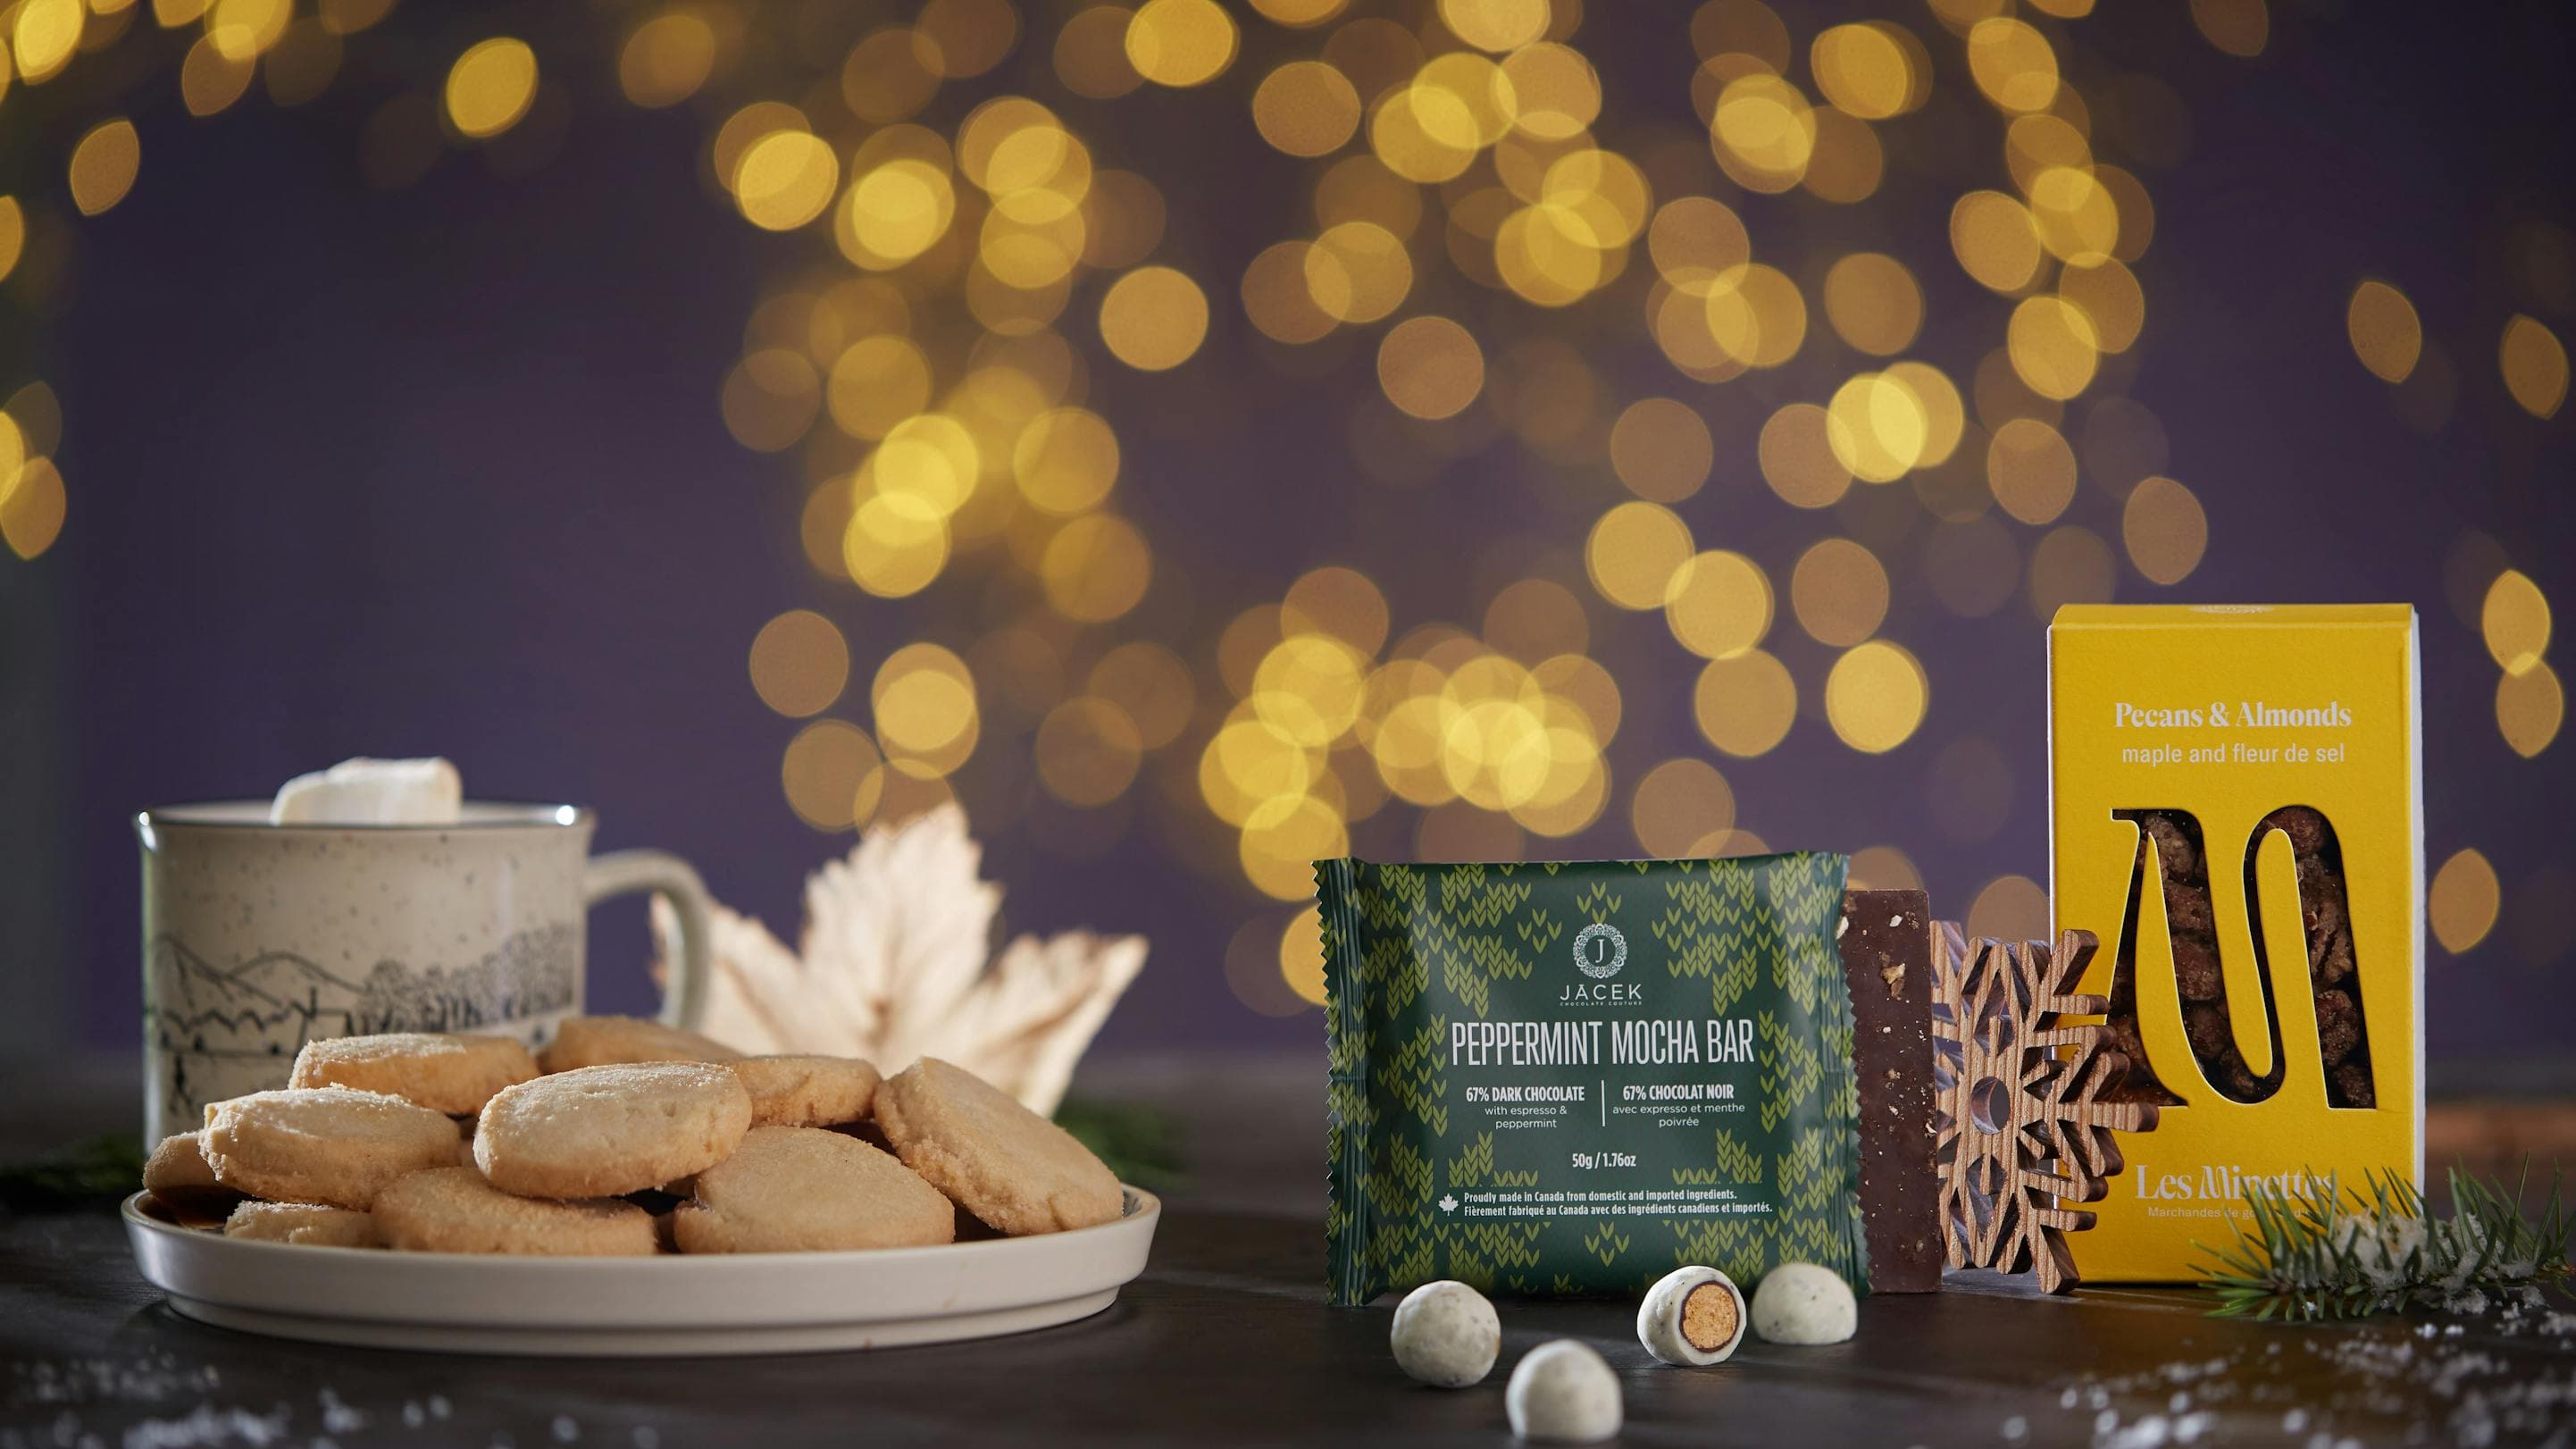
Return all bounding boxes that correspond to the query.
[5,1054,2574,1447]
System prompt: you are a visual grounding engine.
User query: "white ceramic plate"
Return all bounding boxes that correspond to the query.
[122,1187,1159,1356]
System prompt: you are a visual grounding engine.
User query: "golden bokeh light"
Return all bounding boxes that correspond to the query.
[1760,402,1854,508]
[1035,696,1144,806]
[1823,253,1923,356]
[1951,190,2044,293]
[1584,501,1694,611]
[1850,845,1925,892]
[181,36,255,116]
[1307,221,1413,323]
[619,11,715,108]
[1966,874,2050,942]
[2346,280,2421,384]
[1089,641,1198,749]
[2497,662,2564,758]
[1376,315,1485,420]
[1012,406,1122,515]
[1240,793,1348,900]
[1277,909,1327,1008]
[840,159,958,269]
[13,0,82,82]
[2190,0,2269,57]
[1825,639,1928,753]
[918,0,1018,79]
[0,199,23,285]
[735,130,841,231]
[2500,315,2569,419]
[1285,565,1392,656]
[1826,372,1932,483]
[874,641,981,775]
[748,610,852,718]
[1693,649,1797,758]
[1965,18,2057,113]
[842,29,942,123]
[0,459,63,560]
[1099,264,1210,370]
[1610,398,1713,503]
[1710,73,1816,194]
[1042,513,1152,621]
[781,719,885,832]
[444,37,538,140]
[1987,416,2078,525]
[2482,569,2552,675]
[1055,7,1142,100]
[826,336,933,440]
[1632,758,1735,859]
[1792,538,1891,647]
[1811,22,1922,122]
[2058,259,2144,354]
[68,120,140,216]
[2120,476,2209,586]
[1251,61,1361,157]
[721,349,820,452]
[2028,524,2117,619]
[1665,550,1773,661]
[2006,294,2101,400]
[1441,0,1549,52]
[2430,848,2501,954]
[843,491,951,598]
[1125,0,1237,88]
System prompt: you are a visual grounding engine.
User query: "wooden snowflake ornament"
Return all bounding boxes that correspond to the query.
[1930,925,2160,1293]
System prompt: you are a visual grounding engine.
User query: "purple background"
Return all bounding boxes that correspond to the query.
[13,3,2572,1072]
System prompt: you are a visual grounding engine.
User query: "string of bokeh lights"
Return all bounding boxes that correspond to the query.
[0,0,2566,1017]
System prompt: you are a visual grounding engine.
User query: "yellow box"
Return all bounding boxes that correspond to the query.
[2048,604,2422,1282]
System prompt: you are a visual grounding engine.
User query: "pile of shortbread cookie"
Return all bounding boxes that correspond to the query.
[139,1016,1126,1255]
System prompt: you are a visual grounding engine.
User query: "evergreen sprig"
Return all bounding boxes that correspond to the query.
[2194,1162,2572,1321]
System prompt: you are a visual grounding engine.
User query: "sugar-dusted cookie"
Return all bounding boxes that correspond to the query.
[537,1016,741,1074]
[673,1127,953,1253]
[475,1062,750,1199]
[873,1057,1124,1235]
[141,1131,246,1220]
[289,1032,538,1116]
[202,1088,464,1210]
[223,1201,383,1248]
[727,1056,880,1128]
[374,1167,657,1256]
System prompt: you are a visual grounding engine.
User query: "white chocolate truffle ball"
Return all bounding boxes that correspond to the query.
[1749,1261,1857,1345]
[1389,1279,1501,1387]
[1636,1265,1747,1366]
[1505,1340,1623,1444]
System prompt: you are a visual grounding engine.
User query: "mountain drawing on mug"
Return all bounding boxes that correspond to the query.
[145,923,579,1117]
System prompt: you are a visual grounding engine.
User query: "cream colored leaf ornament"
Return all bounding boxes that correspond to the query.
[651,804,1146,1116]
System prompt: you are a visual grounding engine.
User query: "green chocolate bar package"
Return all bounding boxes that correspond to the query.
[1319,854,1869,1306]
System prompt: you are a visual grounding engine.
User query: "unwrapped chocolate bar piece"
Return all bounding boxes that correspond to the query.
[1839,889,1942,1293]
[1321,854,1869,1306]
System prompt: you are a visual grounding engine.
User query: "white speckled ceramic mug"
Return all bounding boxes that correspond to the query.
[134,802,710,1144]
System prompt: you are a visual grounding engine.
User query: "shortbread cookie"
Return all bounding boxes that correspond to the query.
[223,1201,383,1248]
[289,1032,538,1115]
[374,1168,656,1256]
[202,1088,464,1210]
[673,1127,953,1253]
[141,1131,246,1219]
[728,1056,880,1128]
[537,1016,740,1073]
[474,1062,750,1199]
[874,1057,1124,1235]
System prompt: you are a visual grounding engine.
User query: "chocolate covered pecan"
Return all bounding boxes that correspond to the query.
[2170,934,2224,1002]
[2314,988,2363,1064]
[2144,814,2202,882]
[2330,1061,2376,1110]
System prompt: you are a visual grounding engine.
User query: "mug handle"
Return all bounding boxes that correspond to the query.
[583,850,712,1031]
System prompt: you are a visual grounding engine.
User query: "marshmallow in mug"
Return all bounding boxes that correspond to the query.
[271,757,462,825]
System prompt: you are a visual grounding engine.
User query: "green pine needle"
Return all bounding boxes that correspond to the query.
[2192,1161,2572,1321]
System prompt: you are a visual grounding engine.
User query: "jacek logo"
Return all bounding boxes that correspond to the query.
[1572,922,1626,980]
